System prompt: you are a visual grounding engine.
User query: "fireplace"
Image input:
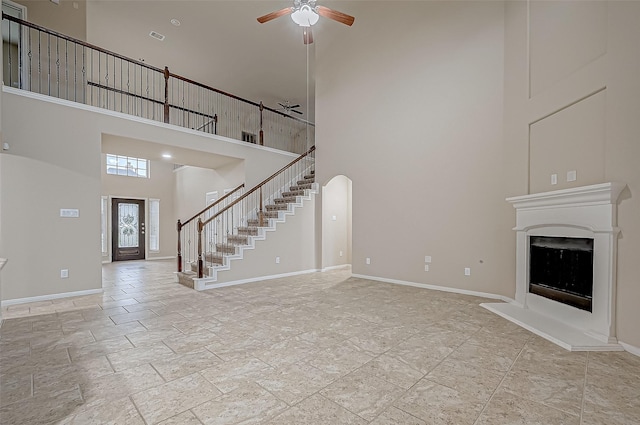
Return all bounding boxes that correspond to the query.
[482,182,626,351]
[529,236,593,312]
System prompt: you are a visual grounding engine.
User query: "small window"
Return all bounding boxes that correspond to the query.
[149,198,160,252]
[241,131,257,144]
[106,154,149,178]
[101,196,108,256]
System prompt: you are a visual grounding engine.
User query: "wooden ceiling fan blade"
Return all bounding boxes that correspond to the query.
[316,6,355,26]
[257,7,293,24]
[303,27,314,45]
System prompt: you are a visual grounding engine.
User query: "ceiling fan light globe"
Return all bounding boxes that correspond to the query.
[291,5,319,27]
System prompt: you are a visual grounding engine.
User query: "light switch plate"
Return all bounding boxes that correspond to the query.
[551,174,558,185]
[567,170,577,182]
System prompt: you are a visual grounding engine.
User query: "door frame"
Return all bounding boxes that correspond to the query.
[2,0,30,90]
[104,195,149,262]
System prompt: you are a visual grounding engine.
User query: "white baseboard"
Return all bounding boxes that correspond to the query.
[102,256,175,264]
[196,268,321,291]
[1,288,103,307]
[351,273,514,303]
[620,341,640,357]
[321,264,352,272]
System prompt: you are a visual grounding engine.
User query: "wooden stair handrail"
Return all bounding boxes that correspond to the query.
[201,145,315,228]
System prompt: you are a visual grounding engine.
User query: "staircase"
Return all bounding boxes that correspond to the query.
[176,146,316,290]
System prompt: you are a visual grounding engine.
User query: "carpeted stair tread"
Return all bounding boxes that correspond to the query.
[215,244,236,254]
[227,234,249,245]
[237,227,259,236]
[282,190,305,197]
[266,204,289,211]
[247,218,271,227]
[289,183,313,191]
[274,197,297,204]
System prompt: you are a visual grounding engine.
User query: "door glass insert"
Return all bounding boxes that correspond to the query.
[118,203,139,248]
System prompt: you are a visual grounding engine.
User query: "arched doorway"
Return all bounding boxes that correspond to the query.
[322,175,352,270]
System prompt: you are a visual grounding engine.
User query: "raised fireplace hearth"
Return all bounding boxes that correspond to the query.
[482,182,626,351]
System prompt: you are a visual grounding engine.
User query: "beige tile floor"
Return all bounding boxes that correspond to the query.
[1,260,639,424]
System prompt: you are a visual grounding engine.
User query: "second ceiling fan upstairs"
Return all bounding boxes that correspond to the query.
[257,0,355,44]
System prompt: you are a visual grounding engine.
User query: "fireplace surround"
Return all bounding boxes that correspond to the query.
[482,182,626,351]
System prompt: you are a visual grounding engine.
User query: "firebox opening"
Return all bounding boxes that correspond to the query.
[529,236,594,312]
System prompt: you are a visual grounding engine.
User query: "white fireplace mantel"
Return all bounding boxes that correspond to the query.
[482,182,626,351]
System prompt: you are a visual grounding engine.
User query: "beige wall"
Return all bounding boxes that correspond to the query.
[0,90,295,302]
[322,175,352,269]
[504,0,640,347]
[101,155,176,260]
[316,1,511,294]
[14,0,86,40]
[174,161,244,220]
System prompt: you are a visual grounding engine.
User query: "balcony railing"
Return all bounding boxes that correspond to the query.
[1,13,314,154]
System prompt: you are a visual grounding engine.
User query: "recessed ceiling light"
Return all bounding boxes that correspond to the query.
[149,31,165,41]
[170,18,181,27]
[162,153,172,159]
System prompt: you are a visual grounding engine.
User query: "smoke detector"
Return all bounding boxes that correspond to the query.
[149,31,165,41]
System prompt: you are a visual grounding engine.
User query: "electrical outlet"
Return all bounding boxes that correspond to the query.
[339,251,343,257]
[424,264,429,272]
[366,257,371,265]
[551,174,558,185]
[60,269,69,278]
[464,267,471,276]
[275,257,280,264]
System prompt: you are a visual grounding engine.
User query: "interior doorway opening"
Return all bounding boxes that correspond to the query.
[322,175,352,270]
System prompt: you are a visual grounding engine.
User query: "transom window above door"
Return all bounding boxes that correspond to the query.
[106,154,149,178]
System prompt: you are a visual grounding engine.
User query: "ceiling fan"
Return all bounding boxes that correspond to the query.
[278,101,303,115]
[257,0,355,45]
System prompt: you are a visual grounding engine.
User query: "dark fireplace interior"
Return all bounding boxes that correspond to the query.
[529,236,594,312]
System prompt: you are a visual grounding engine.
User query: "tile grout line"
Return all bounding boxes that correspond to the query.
[129,395,150,425]
[471,335,529,425]
[579,351,590,424]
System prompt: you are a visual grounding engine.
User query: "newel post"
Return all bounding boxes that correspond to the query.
[259,101,264,146]
[259,187,264,227]
[176,219,182,272]
[163,66,170,124]
[197,218,204,279]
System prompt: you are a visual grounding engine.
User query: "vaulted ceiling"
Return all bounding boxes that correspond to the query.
[83,1,357,121]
